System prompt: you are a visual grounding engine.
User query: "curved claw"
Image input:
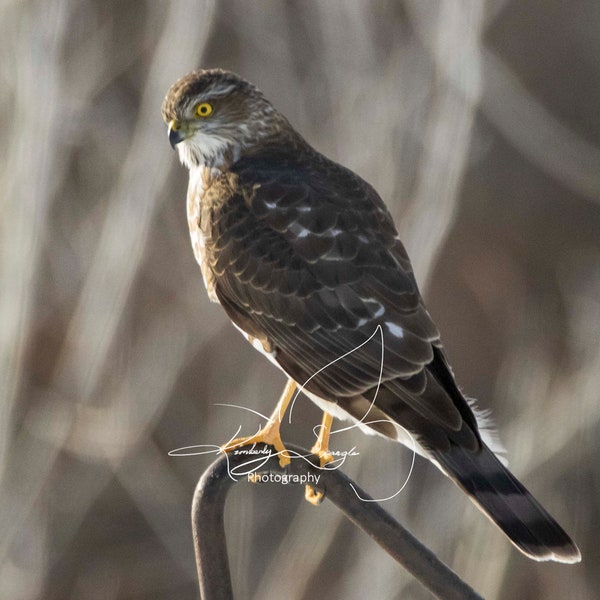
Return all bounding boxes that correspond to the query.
[221,379,297,469]
[305,426,335,505]
[222,433,291,468]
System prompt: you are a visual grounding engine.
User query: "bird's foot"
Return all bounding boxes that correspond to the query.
[221,424,291,468]
[305,411,335,505]
[305,449,334,505]
[221,379,297,469]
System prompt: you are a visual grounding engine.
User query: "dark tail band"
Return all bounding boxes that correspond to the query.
[432,443,581,563]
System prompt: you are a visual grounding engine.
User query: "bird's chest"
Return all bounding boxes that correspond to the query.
[187,168,218,301]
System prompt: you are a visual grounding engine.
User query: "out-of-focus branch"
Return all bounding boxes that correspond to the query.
[192,444,484,600]
[55,0,216,402]
[0,0,216,574]
[0,0,71,480]
[481,50,600,204]
[400,0,484,287]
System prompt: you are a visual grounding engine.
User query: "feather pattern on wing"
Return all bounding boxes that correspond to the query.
[198,146,475,447]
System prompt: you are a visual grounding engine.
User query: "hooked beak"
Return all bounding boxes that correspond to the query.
[168,119,186,148]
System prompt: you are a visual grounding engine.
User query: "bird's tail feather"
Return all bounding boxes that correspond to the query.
[431,443,581,563]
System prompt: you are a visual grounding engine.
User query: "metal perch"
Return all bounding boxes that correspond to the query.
[192,443,484,600]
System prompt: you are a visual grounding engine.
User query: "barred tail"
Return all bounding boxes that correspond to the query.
[431,443,581,563]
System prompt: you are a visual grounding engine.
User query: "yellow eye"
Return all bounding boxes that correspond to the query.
[195,102,213,118]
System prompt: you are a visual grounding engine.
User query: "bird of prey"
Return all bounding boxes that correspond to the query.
[162,68,580,563]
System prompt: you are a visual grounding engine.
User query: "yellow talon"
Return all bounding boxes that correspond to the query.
[305,412,334,505]
[221,379,296,468]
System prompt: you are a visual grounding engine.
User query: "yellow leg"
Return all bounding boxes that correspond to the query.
[305,411,334,505]
[221,378,296,467]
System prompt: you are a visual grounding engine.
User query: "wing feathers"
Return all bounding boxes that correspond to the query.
[198,143,579,564]
[208,150,480,450]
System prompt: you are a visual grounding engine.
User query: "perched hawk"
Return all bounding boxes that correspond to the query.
[162,68,580,563]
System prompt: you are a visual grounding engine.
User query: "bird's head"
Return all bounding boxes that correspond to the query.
[162,68,291,170]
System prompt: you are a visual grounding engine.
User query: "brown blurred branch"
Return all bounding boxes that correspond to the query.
[192,444,484,600]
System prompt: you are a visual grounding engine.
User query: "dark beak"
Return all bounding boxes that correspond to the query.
[168,120,185,148]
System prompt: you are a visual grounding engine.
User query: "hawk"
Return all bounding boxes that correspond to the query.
[162,68,580,563]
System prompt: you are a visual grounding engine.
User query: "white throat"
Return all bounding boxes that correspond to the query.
[177,131,239,170]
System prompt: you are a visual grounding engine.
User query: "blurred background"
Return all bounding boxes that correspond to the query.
[1,1,599,598]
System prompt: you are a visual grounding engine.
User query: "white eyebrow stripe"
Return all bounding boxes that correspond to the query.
[182,84,239,113]
[209,83,239,97]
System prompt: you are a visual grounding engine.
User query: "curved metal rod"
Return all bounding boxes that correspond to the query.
[192,443,484,600]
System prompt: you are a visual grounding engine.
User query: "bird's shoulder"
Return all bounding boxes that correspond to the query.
[219,146,406,263]
[203,145,439,341]
[202,147,417,303]
[202,146,464,425]
[231,146,395,224]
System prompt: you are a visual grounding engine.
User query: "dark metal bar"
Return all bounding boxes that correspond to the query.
[192,443,484,600]
[192,456,235,600]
